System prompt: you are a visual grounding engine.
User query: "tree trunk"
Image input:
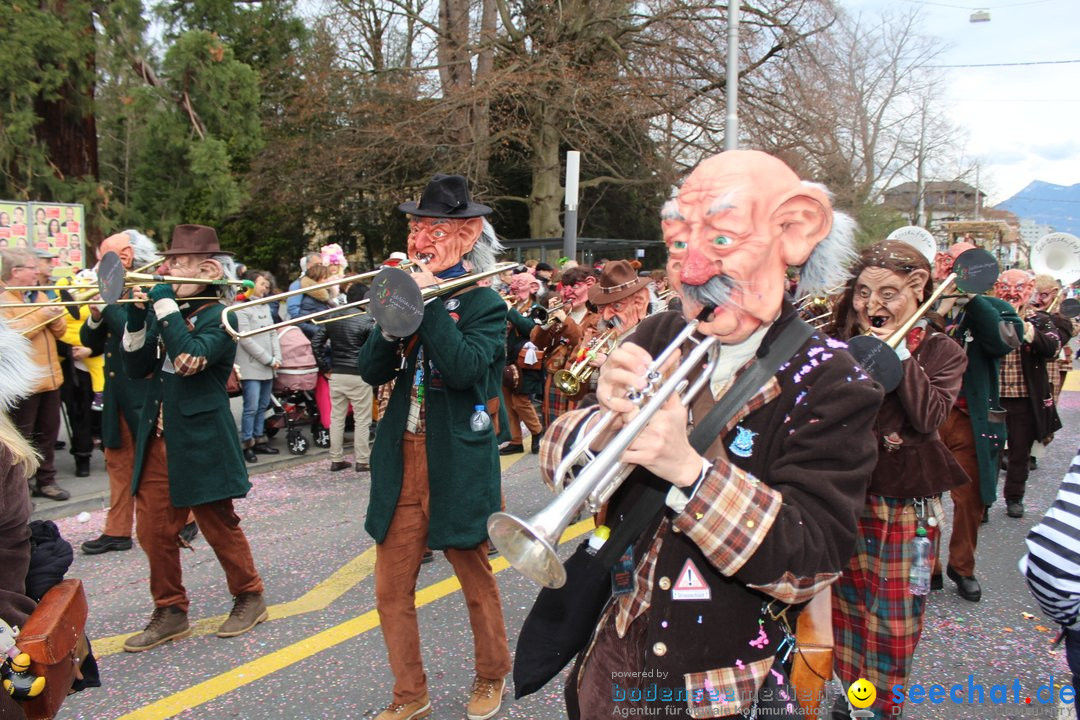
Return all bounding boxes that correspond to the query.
[529,112,562,239]
[471,0,496,181]
[437,0,472,146]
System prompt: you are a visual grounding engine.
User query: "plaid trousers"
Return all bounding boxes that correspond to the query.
[832,494,943,717]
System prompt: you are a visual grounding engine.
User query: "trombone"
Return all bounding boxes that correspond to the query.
[552,327,618,396]
[222,264,412,339]
[488,316,720,588]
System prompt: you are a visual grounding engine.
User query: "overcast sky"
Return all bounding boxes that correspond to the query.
[843,0,1079,205]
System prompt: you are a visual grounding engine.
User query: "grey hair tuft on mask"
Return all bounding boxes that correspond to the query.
[124,229,161,268]
[794,185,858,299]
[213,254,240,304]
[463,219,505,274]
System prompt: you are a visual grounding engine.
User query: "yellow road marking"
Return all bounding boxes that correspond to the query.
[95,547,378,657]
[1063,370,1080,392]
[114,519,594,720]
[96,449,534,657]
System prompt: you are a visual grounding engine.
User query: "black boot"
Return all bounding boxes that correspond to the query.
[75,455,91,477]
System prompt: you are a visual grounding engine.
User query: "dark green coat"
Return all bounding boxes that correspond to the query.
[358,285,506,548]
[122,300,250,507]
[81,305,149,449]
[948,295,1023,505]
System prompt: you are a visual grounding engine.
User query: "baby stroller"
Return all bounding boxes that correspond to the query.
[265,325,323,455]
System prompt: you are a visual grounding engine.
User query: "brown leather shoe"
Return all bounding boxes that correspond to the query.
[123,606,191,652]
[374,694,431,720]
[217,592,269,638]
[329,461,351,472]
[466,676,505,720]
[33,483,70,501]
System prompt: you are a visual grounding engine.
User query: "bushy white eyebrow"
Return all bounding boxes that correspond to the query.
[660,199,685,222]
[706,194,738,216]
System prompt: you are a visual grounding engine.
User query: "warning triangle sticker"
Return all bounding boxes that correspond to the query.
[671,558,711,601]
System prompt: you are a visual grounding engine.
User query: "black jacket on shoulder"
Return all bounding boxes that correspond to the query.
[311,308,376,375]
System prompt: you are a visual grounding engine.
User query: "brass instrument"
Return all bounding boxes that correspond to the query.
[528,300,565,328]
[1030,232,1080,318]
[488,318,720,587]
[222,264,413,339]
[552,328,617,395]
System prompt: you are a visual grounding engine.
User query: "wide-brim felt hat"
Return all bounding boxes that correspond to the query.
[398,173,493,219]
[588,260,652,305]
[160,224,233,256]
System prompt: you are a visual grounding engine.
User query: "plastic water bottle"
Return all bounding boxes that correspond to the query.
[469,404,491,433]
[586,525,610,555]
[909,527,932,596]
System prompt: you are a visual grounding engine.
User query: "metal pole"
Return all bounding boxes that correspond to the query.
[563,150,580,262]
[725,0,740,151]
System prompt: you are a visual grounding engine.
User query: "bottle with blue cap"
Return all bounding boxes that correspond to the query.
[469,404,491,432]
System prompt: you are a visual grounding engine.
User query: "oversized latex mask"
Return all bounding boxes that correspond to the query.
[852,266,927,339]
[407,217,482,274]
[932,241,975,283]
[98,232,136,270]
[599,287,650,334]
[661,151,833,343]
[993,268,1034,310]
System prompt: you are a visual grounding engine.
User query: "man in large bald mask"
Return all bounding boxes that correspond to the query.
[538,151,883,718]
[994,268,1062,518]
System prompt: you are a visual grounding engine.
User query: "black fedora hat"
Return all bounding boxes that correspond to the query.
[398,174,492,219]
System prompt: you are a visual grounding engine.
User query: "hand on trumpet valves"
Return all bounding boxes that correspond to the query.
[593,341,704,487]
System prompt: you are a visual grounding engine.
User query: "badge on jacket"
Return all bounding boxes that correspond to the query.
[729,425,757,458]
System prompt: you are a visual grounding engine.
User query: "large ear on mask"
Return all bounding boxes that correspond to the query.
[905,269,930,302]
[198,257,225,281]
[773,187,833,266]
[456,218,484,255]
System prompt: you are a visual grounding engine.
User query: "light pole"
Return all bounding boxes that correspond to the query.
[563,150,580,263]
[725,0,740,151]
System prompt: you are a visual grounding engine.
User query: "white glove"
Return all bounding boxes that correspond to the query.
[1023,321,1036,344]
[894,338,911,362]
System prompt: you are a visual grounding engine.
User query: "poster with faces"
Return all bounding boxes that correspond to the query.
[0,202,30,250]
[27,202,85,279]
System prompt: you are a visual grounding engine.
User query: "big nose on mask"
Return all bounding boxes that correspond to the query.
[678,248,716,287]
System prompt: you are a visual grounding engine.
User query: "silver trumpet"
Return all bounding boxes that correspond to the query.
[487,318,720,588]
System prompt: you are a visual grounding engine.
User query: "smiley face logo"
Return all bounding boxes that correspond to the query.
[847,678,876,709]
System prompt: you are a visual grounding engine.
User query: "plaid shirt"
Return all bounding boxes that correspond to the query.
[998,348,1026,398]
[539,357,841,716]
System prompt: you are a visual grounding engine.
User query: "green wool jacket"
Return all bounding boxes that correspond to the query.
[948,295,1023,505]
[358,285,506,549]
[81,304,150,449]
[122,299,250,507]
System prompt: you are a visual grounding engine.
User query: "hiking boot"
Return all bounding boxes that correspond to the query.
[75,456,91,477]
[466,676,505,720]
[421,549,435,564]
[179,521,199,545]
[1006,500,1025,518]
[33,484,70,501]
[217,592,268,638]
[374,694,431,720]
[123,606,191,652]
[81,534,132,555]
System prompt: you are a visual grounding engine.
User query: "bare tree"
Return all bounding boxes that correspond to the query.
[745,7,967,214]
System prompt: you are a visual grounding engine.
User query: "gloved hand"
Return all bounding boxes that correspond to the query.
[126,298,148,331]
[148,283,175,303]
[1023,320,1036,344]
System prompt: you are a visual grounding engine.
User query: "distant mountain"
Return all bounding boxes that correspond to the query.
[995,180,1080,235]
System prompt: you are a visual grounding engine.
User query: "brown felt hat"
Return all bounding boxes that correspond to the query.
[587,260,652,305]
[160,224,233,256]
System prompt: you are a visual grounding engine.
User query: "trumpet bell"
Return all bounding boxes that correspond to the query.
[487,512,566,588]
[1031,232,1080,285]
[553,369,581,395]
[887,226,937,264]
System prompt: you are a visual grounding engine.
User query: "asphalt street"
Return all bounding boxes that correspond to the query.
[42,380,1080,720]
